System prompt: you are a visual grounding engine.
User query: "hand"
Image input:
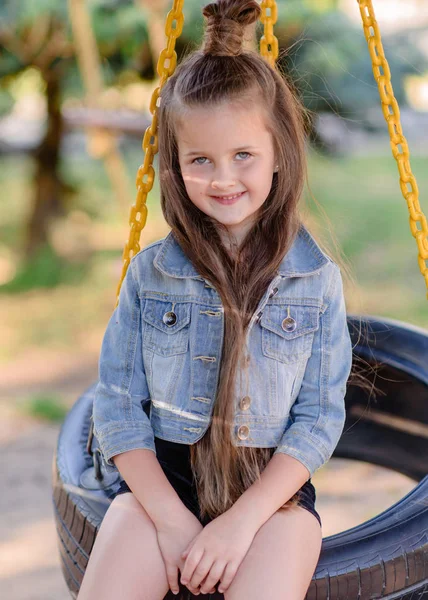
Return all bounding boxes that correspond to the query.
[155,508,217,596]
[180,509,257,595]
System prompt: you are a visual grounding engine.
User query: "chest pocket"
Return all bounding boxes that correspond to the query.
[259,303,320,364]
[142,299,191,357]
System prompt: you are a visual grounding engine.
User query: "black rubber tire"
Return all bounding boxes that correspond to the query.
[52,314,428,599]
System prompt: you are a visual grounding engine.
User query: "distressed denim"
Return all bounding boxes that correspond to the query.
[92,223,353,478]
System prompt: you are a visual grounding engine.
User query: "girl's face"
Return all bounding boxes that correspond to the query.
[177,101,277,248]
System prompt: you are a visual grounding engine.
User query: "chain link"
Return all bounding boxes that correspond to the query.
[359,0,428,297]
[260,0,279,68]
[114,0,278,306]
[114,1,184,306]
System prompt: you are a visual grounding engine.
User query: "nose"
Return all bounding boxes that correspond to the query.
[210,165,237,191]
[211,180,236,191]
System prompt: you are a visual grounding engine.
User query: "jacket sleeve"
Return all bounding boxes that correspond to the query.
[92,257,156,467]
[273,263,352,478]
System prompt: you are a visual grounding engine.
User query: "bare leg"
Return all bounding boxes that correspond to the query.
[225,505,322,600]
[77,492,170,600]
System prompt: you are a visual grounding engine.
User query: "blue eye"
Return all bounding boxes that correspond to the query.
[191,152,251,165]
[236,151,251,159]
[192,156,208,165]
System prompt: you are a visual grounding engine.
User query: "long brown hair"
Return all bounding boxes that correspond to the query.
[156,0,374,521]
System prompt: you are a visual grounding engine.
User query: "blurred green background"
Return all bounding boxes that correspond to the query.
[0,0,427,422]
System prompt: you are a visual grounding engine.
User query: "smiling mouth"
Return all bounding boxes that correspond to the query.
[211,191,245,203]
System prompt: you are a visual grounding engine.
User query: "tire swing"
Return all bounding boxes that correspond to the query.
[52,1,428,598]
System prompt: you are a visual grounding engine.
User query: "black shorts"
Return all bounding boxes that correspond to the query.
[108,436,321,528]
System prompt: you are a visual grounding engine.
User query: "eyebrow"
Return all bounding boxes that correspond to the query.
[184,146,259,157]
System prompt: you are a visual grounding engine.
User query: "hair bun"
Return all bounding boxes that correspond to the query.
[202,0,261,57]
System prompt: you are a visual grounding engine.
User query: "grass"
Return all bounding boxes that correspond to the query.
[20,393,69,422]
[306,149,428,324]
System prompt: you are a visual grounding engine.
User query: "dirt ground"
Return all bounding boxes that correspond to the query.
[0,351,417,600]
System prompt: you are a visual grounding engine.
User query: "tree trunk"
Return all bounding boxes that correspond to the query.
[24,68,66,259]
[137,0,171,68]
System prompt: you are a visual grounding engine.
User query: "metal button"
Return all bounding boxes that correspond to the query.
[237,424,250,440]
[163,311,177,326]
[281,316,296,332]
[239,396,251,410]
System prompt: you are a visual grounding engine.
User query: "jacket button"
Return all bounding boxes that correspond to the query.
[281,316,296,332]
[163,311,177,326]
[237,425,250,440]
[239,396,251,410]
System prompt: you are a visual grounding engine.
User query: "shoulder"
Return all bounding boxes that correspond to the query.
[300,223,339,268]
[138,236,167,257]
[300,223,343,276]
[295,224,345,308]
[128,235,167,278]
[279,223,338,283]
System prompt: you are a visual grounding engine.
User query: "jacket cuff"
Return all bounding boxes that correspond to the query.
[273,424,331,478]
[94,422,156,467]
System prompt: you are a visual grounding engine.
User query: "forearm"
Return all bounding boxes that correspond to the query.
[113,448,188,528]
[228,452,310,532]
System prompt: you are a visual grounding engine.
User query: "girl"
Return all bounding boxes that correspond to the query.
[79,1,355,598]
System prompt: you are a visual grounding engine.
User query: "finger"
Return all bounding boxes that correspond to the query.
[200,560,227,595]
[181,541,192,559]
[183,579,201,596]
[188,553,214,591]
[218,561,239,594]
[180,547,205,586]
[187,587,200,596]
[165,563,180,596]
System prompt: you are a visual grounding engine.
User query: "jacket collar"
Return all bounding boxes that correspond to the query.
[153,223,329,279]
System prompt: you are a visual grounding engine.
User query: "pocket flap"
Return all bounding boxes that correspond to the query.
[260,304,320,340]
[142,299,191,334]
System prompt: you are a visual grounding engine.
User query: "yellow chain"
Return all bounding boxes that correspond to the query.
[115,1,278,306]
[259,0,279,68]
[114,0,184,306]
[358,0,428,298]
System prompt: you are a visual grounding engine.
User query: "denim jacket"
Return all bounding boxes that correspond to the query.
[92,223,353,479]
